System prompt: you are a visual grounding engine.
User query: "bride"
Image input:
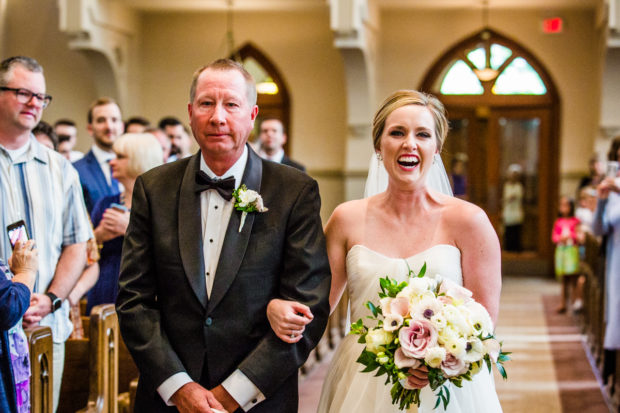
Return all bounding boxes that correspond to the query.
[267,90,503,412]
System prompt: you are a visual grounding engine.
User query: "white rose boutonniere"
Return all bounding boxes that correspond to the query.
[232,184,268,232]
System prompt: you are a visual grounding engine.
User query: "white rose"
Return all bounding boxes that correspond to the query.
[408,277,434,295]
[241,189,259,203]
[365,328,394,354]
[424,346,446,368]
[443,306,473,336]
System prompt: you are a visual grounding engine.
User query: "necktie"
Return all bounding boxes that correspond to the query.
[195,171,235,201]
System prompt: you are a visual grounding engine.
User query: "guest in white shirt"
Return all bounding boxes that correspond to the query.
[73,97,124,213]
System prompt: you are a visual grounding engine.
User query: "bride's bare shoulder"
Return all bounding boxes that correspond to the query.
[439,195,491,229]
[327,198,368,227]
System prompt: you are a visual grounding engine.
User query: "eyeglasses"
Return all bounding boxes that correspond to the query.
[0,87,52,108]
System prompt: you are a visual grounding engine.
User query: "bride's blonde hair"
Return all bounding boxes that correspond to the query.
[372,90,448,152]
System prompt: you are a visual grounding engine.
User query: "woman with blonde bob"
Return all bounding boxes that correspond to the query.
[267,90,503,412]
[84,133,163,313]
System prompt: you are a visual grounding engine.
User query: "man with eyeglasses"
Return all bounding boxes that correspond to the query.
[0,56,92,412]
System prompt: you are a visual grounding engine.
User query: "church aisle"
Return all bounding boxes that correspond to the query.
[299,274,610,413]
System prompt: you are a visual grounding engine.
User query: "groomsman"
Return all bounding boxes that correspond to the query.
[257,118,305,171]
[117,59,331,412]
[73,97,124,213]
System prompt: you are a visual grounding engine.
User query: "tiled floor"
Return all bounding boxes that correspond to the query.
[298,274,610,413]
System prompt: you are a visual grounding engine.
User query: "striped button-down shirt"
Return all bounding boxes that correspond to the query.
[0,136,92,343]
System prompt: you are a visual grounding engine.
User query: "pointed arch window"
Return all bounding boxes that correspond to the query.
[435,34,547,97]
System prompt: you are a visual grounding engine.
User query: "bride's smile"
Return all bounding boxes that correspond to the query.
[379,104,438,189]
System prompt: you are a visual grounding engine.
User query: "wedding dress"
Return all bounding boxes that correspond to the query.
[317,244,503,413]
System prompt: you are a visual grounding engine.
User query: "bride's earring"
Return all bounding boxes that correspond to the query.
[376,152,383,162]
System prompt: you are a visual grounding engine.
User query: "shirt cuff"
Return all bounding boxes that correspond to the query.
[157,372,193,406]
[222,369,265,411]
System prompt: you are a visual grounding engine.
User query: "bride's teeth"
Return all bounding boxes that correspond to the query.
[398,155,419,167]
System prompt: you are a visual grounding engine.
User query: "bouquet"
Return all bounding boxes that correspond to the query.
[350,263,509,410]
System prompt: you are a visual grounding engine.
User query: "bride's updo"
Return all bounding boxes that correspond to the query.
[372,90,448,152]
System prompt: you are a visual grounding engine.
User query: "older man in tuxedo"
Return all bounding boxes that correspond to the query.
[116,59,331,413]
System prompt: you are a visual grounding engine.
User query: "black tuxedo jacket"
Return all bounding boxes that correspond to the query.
[116,148,330,412]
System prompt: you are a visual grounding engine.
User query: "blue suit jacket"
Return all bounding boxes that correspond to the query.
[73,150,120,213]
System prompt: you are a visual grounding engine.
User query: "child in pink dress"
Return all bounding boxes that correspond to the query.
[552,195,580,313]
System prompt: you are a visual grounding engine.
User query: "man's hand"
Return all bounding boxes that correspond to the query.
[211,385,239,413]
[22,293,52,328]
[170,382,228,413]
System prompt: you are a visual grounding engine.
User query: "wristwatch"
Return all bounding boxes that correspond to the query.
[45,292,62,313]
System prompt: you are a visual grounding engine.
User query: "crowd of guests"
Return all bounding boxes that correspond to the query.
[0,55,307,413]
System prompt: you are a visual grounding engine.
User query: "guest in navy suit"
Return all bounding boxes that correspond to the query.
[73,97,124,213]
[0,240,38,413]
[256,118,305,172]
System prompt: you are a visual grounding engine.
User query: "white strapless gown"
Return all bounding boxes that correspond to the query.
[317,244,503,413]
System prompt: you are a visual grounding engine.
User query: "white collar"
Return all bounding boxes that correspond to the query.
[91,144,115,164]
[199,145,248,188]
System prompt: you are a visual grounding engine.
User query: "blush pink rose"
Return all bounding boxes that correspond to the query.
[394,348,422,370]
[441,353,469,377]
[399,318,438,359]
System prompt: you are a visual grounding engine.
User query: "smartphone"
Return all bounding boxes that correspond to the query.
[7,220,29,250]
[109,203,129,212]
[607,161,619,178]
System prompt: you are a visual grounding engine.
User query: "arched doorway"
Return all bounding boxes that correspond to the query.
[420,29,560,265]
[233,43,292,153]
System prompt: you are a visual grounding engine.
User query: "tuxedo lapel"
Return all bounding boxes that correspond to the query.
[178,154,208,309]
[207,148,263,314]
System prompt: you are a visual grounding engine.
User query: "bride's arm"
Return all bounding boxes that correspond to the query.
[455,203,502,324]
[325,204,350,314]
[266,203,352,342]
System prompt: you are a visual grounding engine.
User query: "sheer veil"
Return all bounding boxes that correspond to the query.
[364,153,454,198]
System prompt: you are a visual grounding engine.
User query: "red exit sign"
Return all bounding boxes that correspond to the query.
[542,17,563,33]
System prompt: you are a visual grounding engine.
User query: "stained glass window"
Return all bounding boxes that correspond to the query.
[493,57,547,95]
[439,43,546,96]
[440,60,484,95]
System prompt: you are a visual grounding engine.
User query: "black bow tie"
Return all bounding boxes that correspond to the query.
[195,171,236,201]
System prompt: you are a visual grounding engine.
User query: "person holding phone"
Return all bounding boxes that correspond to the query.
[82,133,163,313]
[0,239,38,413]
[593,135,620,384]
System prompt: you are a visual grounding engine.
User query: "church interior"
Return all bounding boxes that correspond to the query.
[2,0,620,411]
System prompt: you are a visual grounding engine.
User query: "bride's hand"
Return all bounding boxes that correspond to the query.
[266,299,313,344]
[406,365,429,389]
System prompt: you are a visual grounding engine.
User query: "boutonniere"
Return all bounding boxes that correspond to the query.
[232,184,268,232]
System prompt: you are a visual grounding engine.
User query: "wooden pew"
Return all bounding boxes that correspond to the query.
[57,303,119,413]
[26,325,53,413]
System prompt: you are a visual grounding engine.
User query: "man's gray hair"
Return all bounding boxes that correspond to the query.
[189,59,257,107]
[0,56,43,86]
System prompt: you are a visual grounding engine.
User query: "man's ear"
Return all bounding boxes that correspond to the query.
[87,123,93,137]
[250,105,259,121]
[282,134,288,144]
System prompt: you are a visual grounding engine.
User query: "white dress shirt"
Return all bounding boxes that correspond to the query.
[157,146,265,411]
[257,148,284,164]
[90,144,115,186]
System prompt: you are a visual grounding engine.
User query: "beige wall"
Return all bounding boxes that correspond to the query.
[379,8,604,197]
[139,10,347,171]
